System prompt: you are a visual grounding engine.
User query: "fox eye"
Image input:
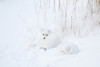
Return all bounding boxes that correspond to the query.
[43,34,44,36]
[46,34,48,36]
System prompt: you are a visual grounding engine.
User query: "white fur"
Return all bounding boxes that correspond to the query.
[36,30,62,49]
[56,41,79,55]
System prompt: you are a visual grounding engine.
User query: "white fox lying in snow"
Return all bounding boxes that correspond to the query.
[36,30,79,54]
[36,30,62,50]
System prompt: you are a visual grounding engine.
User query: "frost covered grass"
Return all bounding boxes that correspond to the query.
[34,0,100,37]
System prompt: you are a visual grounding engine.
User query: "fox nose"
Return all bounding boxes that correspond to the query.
[43,37,45,39]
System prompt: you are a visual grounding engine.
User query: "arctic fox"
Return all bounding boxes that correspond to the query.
[36,30,62,50]
[35,30,79,55]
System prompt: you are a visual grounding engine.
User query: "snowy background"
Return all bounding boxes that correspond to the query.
[0,0,100,67]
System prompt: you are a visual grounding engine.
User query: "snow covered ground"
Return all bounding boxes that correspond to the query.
[0,0,100,67]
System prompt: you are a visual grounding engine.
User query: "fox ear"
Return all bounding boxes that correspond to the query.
[48,30,51,33]
[41,29,51,33]
[41,28,45,32]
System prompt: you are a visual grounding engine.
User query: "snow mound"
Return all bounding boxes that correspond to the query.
[56,41,79,55]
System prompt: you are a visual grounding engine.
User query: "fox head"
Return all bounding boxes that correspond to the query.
[41,30,51,40]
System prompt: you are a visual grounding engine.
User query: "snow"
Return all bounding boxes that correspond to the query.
[0,0,100,67]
